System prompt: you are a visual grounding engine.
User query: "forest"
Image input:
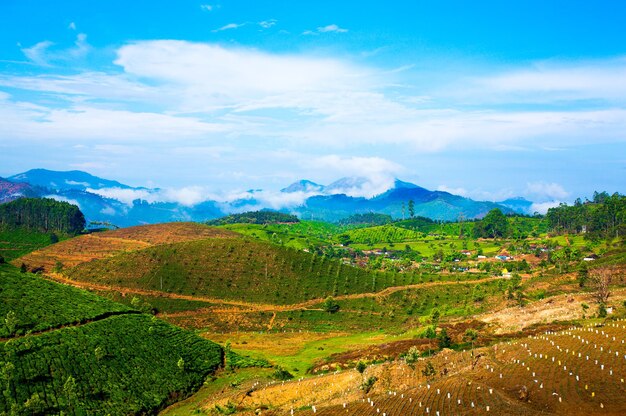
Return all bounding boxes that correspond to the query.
[545,192,625,238]
[0,198,85,235]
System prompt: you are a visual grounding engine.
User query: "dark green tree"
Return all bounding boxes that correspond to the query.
[0,198,85,235]
[356,361,367,374]
[474,208,509,238]
[408,200,415,218]
[322,296,340,313]
[438,328,452,349]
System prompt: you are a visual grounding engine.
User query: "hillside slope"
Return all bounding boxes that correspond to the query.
[14,222,237,271]
[0,264,223,415]
[63,236,404,305]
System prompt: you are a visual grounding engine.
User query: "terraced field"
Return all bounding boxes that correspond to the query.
[180,320,626,415]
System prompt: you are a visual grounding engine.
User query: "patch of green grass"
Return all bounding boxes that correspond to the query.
[161,368,274,416]
[227,328,428,378]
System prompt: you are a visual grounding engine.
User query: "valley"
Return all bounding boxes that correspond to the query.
[1,193,625,415]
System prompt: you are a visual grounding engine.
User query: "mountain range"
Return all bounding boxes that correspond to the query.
[0,169,533,226]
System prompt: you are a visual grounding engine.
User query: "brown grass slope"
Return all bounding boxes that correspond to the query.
[14,222,237,271]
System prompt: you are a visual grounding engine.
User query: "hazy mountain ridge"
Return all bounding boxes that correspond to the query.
[0,169,526,226]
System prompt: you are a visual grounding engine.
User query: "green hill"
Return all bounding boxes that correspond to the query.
[64,236,410,305]
[207,210,299,225]
[0,264,223,415]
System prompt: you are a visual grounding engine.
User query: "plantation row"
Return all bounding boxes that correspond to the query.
[63,238,456,305]
[0,314,223,415]
[344,225,424,245]
[0,265,131,338]
[0,229,57,262]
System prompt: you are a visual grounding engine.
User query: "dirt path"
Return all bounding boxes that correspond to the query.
[266,312,277,330]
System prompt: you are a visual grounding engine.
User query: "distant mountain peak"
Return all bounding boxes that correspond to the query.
[326,177,369,192]
[9,169,132,191]
[392,179,421,190]
[281,180,325,193]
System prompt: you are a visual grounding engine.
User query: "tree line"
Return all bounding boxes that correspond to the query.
[545,192,625,239]
[0,197,85,235]
[207,210,299,225]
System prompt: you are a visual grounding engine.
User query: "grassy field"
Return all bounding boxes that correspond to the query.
[206,327,431,378]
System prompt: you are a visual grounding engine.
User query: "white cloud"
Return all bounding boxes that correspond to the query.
[525,182,570,201]
[530,201,562,215]
[65,180,90,187]
[212,22,246,32]
[0,104,228,142]
[68,22,77,30]
[88,187,154,205]
[259,20,276,29]
[303,24,349,35]
[5,41,626,167]
[474,58,626,103]
[161,186,208,206]
[22,40,54,66]
[21,33,90,66]
[310,155,402,197]
[89,186,216,207]
[317,24,348,33]
[200,4,213,11]
[100,206,116,216]
[436,185,468,196]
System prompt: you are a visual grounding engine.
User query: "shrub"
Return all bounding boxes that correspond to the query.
[360,376,378,394]
[273,367,294,381]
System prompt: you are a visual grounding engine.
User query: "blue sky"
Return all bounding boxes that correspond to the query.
[1,0,625,209]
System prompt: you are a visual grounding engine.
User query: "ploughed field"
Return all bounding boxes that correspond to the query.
[286,322,626,416]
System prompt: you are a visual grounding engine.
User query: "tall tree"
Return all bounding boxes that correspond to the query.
[408,200,415,218]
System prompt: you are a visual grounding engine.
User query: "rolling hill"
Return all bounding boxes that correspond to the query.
[14,221,236,271]
[60,232,407,305]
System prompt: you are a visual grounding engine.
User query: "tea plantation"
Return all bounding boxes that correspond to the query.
[0,265,223,415]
